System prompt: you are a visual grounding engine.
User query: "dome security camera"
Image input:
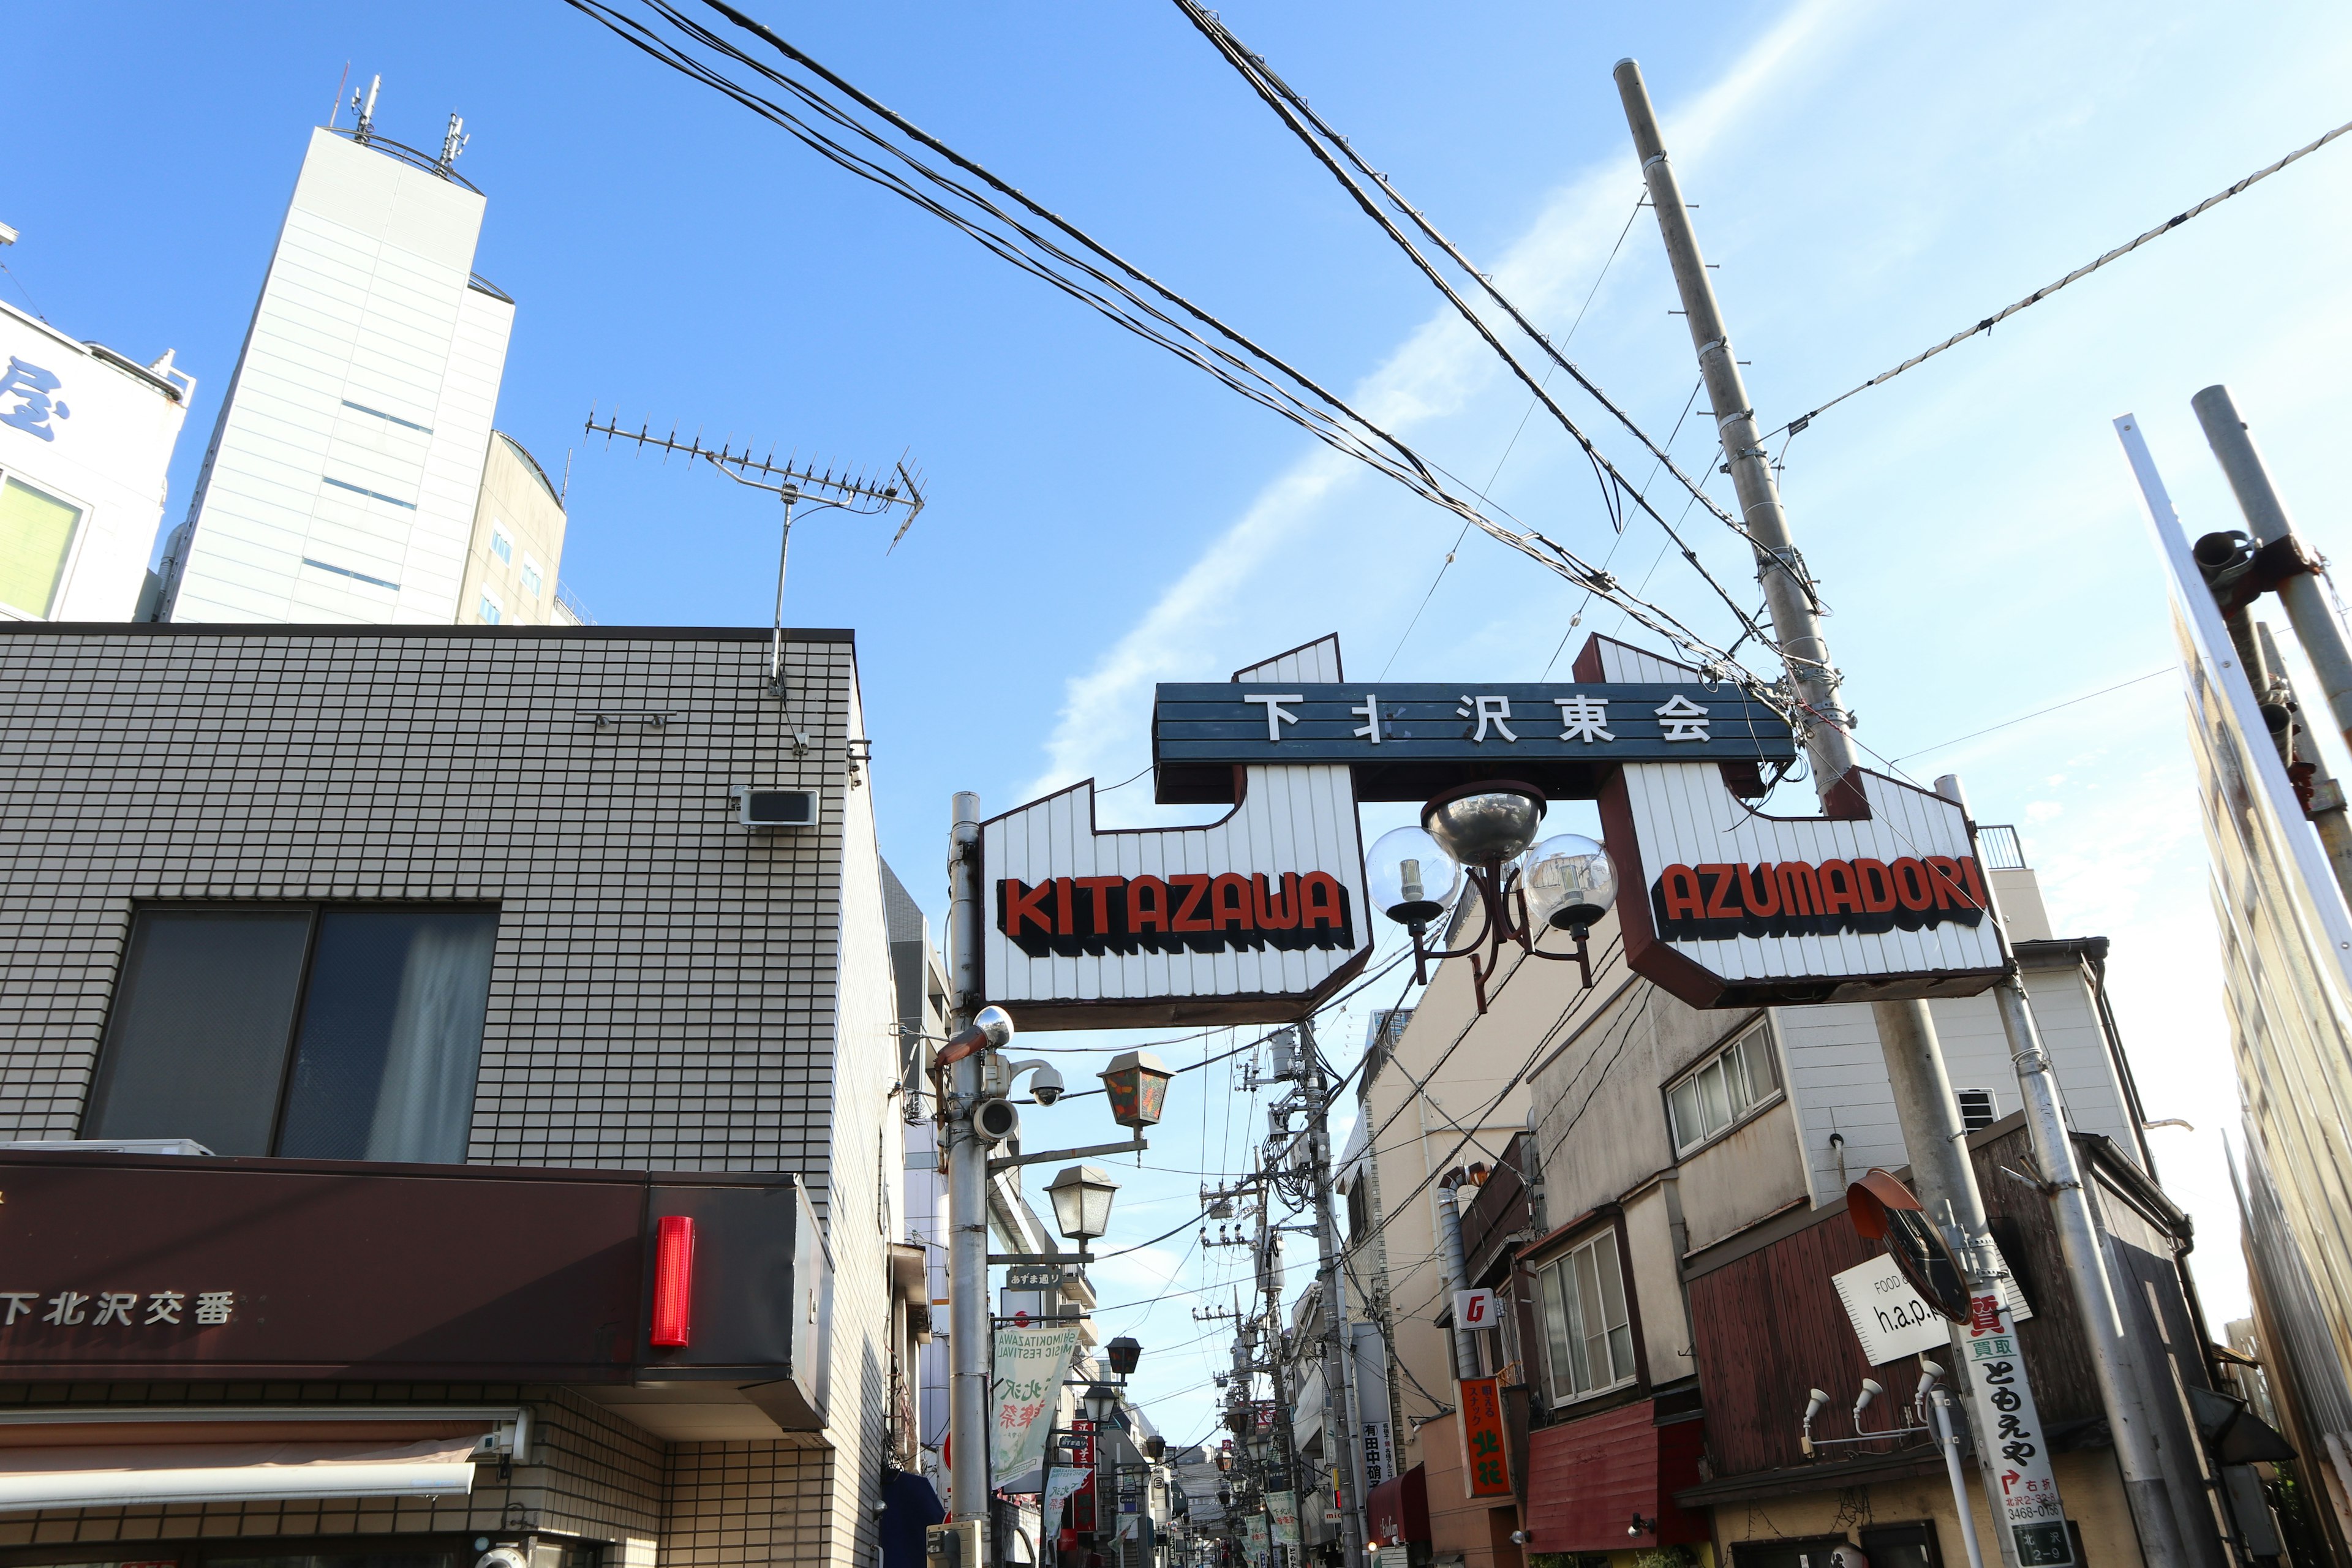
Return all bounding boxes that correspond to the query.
[1030,1064,1065,1105]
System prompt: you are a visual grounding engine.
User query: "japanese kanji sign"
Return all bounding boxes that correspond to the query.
[991,1321,1082,1480]
[1457,1376,1513,1498]
[1962,1293,2075,1567]
[0,1289,235,1329]
[1265,1487,1301,1547]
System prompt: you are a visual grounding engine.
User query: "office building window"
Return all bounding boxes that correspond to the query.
[521,556,543,597]
[490,524,513,565]
[87,905,498,1162]
[1956,1087,1998,1131]
[1666,1022,1781,1155]
[478,590,502,625]
[1537,1229,1635,1403]
[0,473,86,618]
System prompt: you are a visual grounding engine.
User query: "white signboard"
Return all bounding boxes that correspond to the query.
[1453,1287,1499,1332]
[1834,1249,2034,1366]
[1964,1291,2075,1566]
[1589,628,2007,1009]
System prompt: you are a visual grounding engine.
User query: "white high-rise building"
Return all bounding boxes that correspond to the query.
[160,111,513,623]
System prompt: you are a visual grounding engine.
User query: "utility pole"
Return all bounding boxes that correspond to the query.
[1939,777,2191,1568]
[1297,1020,1368,1568]
[1614,59,2076,1568]
[946,793,990,1548]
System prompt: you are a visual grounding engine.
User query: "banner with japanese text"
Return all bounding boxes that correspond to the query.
[1041,1461,1090,1517]
[991,1322,1082,1481]
[1963,1292,2075,1567]
[1457,1376,1513,1498]
[1266,1488,1301,1547]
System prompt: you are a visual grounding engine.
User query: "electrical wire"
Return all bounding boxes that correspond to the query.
[1885,668,2173,767]
[560,0,1793,717]
[1765,110,2352,443]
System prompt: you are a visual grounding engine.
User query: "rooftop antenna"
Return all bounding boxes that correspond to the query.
[328,62,350,130]
[438,113,469,172]
[350,74,381,143]
[583,405,927,748]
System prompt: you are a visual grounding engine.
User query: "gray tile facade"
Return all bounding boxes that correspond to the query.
[0,624,911,1568]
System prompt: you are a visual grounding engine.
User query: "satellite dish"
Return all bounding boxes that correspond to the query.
[1847,1169,1971,1322]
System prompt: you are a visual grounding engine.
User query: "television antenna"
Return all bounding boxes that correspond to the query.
[583,409,926,709]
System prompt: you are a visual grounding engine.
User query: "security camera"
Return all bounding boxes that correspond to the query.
[477,1548,530,1568]
[973,1097,1022,1145]
[1030,1064,1065,1105]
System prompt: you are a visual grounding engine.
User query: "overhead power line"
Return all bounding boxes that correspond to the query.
[1768,111,2352,441]
[559,0,1790,707]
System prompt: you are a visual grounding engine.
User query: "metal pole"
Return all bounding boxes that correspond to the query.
[1257,1128,1302,1568]
[1431,1177,1477,1381]
[1931,1389,1990,1568]
[1935,774,2190,1568]
[1300,1021,1367,1568]
[2254,620,2352,905]
[1615,59,2061,1568]
[947,792,991,1545]
[769,489,797,690]
[2193,385,2352,749]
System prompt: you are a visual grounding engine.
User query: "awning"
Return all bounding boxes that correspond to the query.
[0,1434,484,1511]
[0,1406,510,1513]
[1366,1463,1428,1547]
[1524,1400,1708,1553]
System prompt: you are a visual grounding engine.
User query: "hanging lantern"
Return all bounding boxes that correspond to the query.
[1099,1050,1173,1129]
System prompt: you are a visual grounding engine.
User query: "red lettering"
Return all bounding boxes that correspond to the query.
[1817,860,1861,914]
[1299,872,1346,929]
[1127,875,1170,933]
[1924,855,1968,909]
[1738,863,1782,918]
[1959,856,1988,910]
[1169,874,1213,932]
[1776,862,1821,918]
[1210,872,1255,932]
[1252,872,1300,930]
[1890,858,1934,912]
[1660,865,1705,922]
[1000,878,1054,938]
[1055,876,1077,936]
[1853,859,1897,913]
[1074,875,1125,936]
[1698,863,1741,920]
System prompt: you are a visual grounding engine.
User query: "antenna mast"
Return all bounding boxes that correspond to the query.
[582,409,927,724]
[350,75,381,143]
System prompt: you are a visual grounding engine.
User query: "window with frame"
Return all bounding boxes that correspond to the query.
[478,589,502,625]
[86,905,498,1163]
[490,524,513,565]
[0,472,86,619]
[1666,1022,1781,1155]
[520,556,543,597]
[1536,1228,1635,1403]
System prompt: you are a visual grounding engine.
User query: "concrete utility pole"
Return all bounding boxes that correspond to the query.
[2195,384,2352,752]
[1613,58,2068,1568]
[1298,1020,1368,1568]
[1939,778,2192,1568]
[945,793,990,1542]
[1256,1128,1305,1564]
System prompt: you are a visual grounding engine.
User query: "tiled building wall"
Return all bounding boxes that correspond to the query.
[0,625,903,1568]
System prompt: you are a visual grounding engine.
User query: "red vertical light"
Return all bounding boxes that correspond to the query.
[651,1215,695,1347]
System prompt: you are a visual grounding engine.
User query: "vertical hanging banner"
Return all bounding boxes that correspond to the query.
[1352,1319,1396,1499]
[1457,1376,1513,1498]
[1962,1292,2075,1567]
[1266,1487,1302,1547]
[991,1321,1082,1481]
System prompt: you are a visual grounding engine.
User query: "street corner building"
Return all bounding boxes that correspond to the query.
[0,619,936,1568]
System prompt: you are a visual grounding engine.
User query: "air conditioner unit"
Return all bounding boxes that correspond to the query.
[732,786,816,829]
[925,1520,983,1568]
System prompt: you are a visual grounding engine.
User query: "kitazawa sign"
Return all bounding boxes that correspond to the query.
[979,634,2008,1028]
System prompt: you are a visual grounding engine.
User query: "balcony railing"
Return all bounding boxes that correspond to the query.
[1976,823,2027,870]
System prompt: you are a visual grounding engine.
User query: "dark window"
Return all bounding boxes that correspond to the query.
[87,905,497,1162]
[1860,1522,1943,1568]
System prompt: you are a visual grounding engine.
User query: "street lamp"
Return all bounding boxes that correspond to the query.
[1366,782,1618,1013]
[1099,1051,1174,1129]
[1046,1164,1120,1245]
[1107,1335,1142,1379]
[1084,1382,1121,1424]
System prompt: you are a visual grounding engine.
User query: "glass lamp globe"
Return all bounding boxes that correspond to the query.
[1421,782,1548,867]
[1520,834,1618,935]
[1046,1163,1120,1243]
[1366,825,1461,924]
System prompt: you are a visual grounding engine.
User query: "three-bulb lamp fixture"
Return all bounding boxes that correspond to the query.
[1045,1164,1120,1246]
[1368,779,1618,1013]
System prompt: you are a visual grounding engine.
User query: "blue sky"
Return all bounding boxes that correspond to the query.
[17,0,2352,1452]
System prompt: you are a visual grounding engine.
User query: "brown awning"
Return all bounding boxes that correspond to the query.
[0,1431,486,1511]
[1524,1400,1708,1554]
[1366,1464,1428,1547]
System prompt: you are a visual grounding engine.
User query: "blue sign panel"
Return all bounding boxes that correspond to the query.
[1151,683,1795,804]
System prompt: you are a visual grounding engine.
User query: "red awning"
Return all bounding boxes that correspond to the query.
[1366,1463,1429,1547]
[1523,1400,1707,1553]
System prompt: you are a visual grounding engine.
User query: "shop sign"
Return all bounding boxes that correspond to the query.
[1963,1293,2075,1567]
[1457,1376,1512,1498]
[1453,1287,1498,1332]
[991,1321,1082,1479]
[1830,1255,1947,1365]
[1352,1321,1395,1493]
[0,1288,236,1329]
